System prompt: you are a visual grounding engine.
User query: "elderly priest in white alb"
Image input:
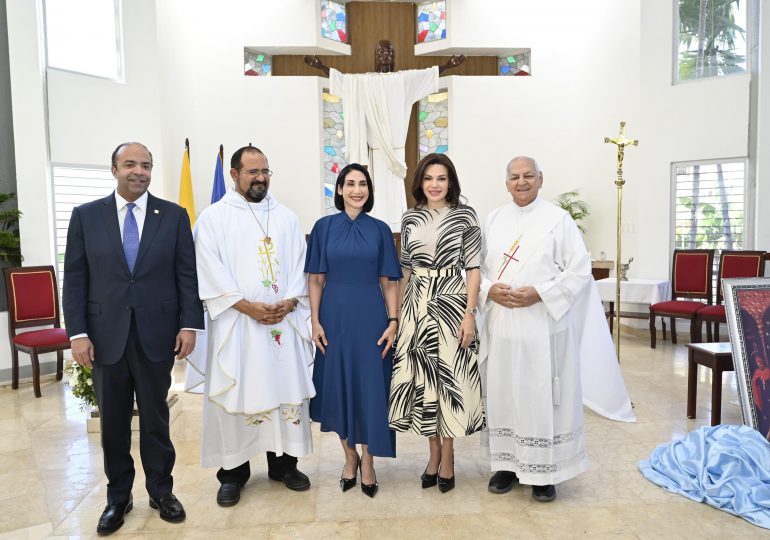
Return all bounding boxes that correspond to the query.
[189,145,315,507]
[479,156,634,503]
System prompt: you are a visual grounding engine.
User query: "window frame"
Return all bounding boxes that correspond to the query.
[669,157,754,263]
[671,0,752,85]
[43,0,125,83]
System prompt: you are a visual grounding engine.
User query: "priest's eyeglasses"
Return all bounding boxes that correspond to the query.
[244,168,273,178]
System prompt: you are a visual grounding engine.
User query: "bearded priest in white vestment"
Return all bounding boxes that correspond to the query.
[190,146,315,506]
[479,156,634,503]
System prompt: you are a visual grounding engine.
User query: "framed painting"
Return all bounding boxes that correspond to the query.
[724,277,770,439]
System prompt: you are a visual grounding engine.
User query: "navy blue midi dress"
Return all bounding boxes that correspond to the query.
[305,212,402,457]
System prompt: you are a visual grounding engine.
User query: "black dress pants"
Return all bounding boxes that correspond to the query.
[217,453,298,485]
[92,315,175,504]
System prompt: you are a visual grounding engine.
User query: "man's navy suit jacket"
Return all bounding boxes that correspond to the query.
[63,192,204,365]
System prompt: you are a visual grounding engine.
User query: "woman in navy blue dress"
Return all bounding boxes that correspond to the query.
[305,163,401,498]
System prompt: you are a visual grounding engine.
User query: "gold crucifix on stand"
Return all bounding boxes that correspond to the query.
[604,122,639,362]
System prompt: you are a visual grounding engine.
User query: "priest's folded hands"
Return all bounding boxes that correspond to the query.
[234,299,293,325]
[488,283,542,308]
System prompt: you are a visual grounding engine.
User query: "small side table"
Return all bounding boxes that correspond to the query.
[686,342,734,426]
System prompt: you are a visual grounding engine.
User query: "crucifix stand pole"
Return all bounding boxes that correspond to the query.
[604,122,639,363]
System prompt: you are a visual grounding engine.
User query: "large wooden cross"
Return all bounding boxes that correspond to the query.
[271,1,496,206]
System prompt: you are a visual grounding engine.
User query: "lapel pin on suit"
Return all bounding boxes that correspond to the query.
[154,209,160,214]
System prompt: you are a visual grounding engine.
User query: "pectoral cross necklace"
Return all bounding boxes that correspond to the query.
[242,194,271,247]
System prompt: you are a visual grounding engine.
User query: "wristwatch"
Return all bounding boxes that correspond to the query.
[287,298,299,312]
[465,306,478,316]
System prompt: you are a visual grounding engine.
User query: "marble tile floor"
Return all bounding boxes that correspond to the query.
[0,331,763,539]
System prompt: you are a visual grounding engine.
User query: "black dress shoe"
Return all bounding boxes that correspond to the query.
[532,484,556,502]
[437,455,455,493]
[437,474,455,493]
[96,495,133,535]
[268,467,311,491]
[217,482,243,506]
[488,470,519,494]
[340,455,360,492]
[149,493,186,522]
[360,462,378,498]
[421,461,439,488]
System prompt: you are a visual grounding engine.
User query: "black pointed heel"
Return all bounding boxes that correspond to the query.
[360,461,378,498]
[340,454,360,492]
[437,453,455,493]
[421,463,439,488]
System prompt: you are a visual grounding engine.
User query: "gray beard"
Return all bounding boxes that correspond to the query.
[246,185,267,202]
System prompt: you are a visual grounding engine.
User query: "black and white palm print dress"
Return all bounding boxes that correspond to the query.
[388,205,485,437]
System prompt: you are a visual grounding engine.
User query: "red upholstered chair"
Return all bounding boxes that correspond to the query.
[694,250,766,342]
[3,266,70,398]
[649,249,714,348]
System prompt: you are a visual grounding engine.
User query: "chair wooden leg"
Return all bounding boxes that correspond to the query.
[705,320,712,342]
[11,348,19,390]
[30,351,42,398]
[662,318,667,341]
[56,350,64,381]
[715,323,720,342]
[671,318,678,344]
[690,318,700,344]
[649,312,657,349]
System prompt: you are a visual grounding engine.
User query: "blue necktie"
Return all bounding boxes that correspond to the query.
[123,202,139,273]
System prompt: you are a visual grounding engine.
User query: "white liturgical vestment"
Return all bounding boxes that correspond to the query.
[188,190,315,469]
[479,197,634,486]
[330,66,439,231]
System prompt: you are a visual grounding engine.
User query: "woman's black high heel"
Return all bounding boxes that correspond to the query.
[360,460,378,498]
[437,454,455,493]
[340,454,360,492]
[421,462,439,488]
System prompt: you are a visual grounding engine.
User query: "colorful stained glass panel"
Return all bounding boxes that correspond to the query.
[322,91,347,214]
[416,1,446,43]
[321,0,347,43]
[244,50,272,77]
[418,91,448,160]
[498,51,531,76]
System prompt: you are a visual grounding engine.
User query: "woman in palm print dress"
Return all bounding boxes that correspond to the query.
[388,153,484,493]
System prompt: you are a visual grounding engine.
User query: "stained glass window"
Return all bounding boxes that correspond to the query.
[321,0,347,43]
[416,1,446,43]
[322,91,347,214]
[498,51,531,76]
[418,91,449,160]
[244,50,272,76]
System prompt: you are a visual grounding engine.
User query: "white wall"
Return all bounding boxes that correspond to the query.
[636,0,751,279]
[5,0,58,377]
[443,0,642,265]
[756,0,770,248]
[154,0,326,233]
[47,0,164,183]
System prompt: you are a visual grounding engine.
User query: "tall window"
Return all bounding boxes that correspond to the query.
[676,0,747,82]
[44,0,123,80]
[52,166,116,302]
[672,159,748,277]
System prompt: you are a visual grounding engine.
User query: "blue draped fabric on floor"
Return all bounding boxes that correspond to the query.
[639,424,770,529]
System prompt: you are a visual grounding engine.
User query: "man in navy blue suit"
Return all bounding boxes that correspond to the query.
[63,142,204,535]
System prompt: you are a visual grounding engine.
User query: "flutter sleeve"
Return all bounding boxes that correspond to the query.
[378,219,403,280]
[304,216,330,274]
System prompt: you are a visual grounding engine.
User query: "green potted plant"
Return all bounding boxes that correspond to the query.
[0,192,22,265]
[554,190,590,233]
